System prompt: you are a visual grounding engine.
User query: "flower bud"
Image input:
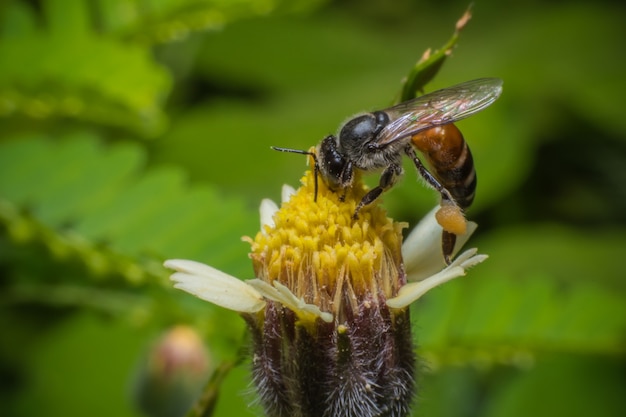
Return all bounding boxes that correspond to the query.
[133,325,209,417]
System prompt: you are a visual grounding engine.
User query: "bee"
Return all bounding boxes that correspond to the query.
[274,78,503,263]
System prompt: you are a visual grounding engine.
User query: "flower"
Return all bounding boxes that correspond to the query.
[164,165,486,417]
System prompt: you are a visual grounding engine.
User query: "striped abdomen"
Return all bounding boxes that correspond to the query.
[411,123,476,209]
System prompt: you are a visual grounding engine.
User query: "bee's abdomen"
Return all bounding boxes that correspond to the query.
[411,124,477,209]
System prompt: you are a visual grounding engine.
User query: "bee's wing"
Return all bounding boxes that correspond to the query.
[375,78,503,147]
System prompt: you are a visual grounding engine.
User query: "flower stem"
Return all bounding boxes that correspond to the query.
[185,349,246,417]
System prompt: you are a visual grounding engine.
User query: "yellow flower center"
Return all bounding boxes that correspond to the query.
[248,163,407,320]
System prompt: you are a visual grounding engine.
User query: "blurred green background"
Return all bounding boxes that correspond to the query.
[1,0,625,416]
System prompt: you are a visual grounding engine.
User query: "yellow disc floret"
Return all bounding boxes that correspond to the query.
[248,165,406,320]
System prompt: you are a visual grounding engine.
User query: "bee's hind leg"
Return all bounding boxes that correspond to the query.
[442,231,457,265]
[404,145,456,204]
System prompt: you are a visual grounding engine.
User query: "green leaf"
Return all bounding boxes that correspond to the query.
[9,312,149,417]
[415,225,626,365]
[483,354,626,417]
[94,0,329,44]
[44,0,91,37]
[0,133,258,284]
[0,1,37,37]
[0,3,171,136]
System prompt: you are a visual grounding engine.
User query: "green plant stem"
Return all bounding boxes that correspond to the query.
[399,6,472,102]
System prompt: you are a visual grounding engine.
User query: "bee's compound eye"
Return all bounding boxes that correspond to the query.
[318,136,347,189]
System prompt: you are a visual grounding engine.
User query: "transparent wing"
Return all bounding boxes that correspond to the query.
[375,78,503,147]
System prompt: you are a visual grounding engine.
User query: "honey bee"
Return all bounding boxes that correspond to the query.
[274,78,503,263]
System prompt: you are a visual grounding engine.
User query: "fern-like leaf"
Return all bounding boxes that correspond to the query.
[416,226,626,365]
[0,133,257,285]
[93,0,330,43]
[0,2,171,135]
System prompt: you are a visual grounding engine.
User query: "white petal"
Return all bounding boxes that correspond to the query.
[387,248,487,309]
[165,259,235,281]
[281,184,296,203]
[247,279,333,323]
[401,206,441,275]
[165,260,266,314]
[460,253,489,269]
[402,206,478,282]
[259,198,279,231]
[272,281,333,323]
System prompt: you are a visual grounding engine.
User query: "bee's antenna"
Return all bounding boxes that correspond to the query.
[271,146,319,202]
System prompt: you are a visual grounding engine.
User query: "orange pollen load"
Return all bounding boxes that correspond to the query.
[435,204,467,235]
